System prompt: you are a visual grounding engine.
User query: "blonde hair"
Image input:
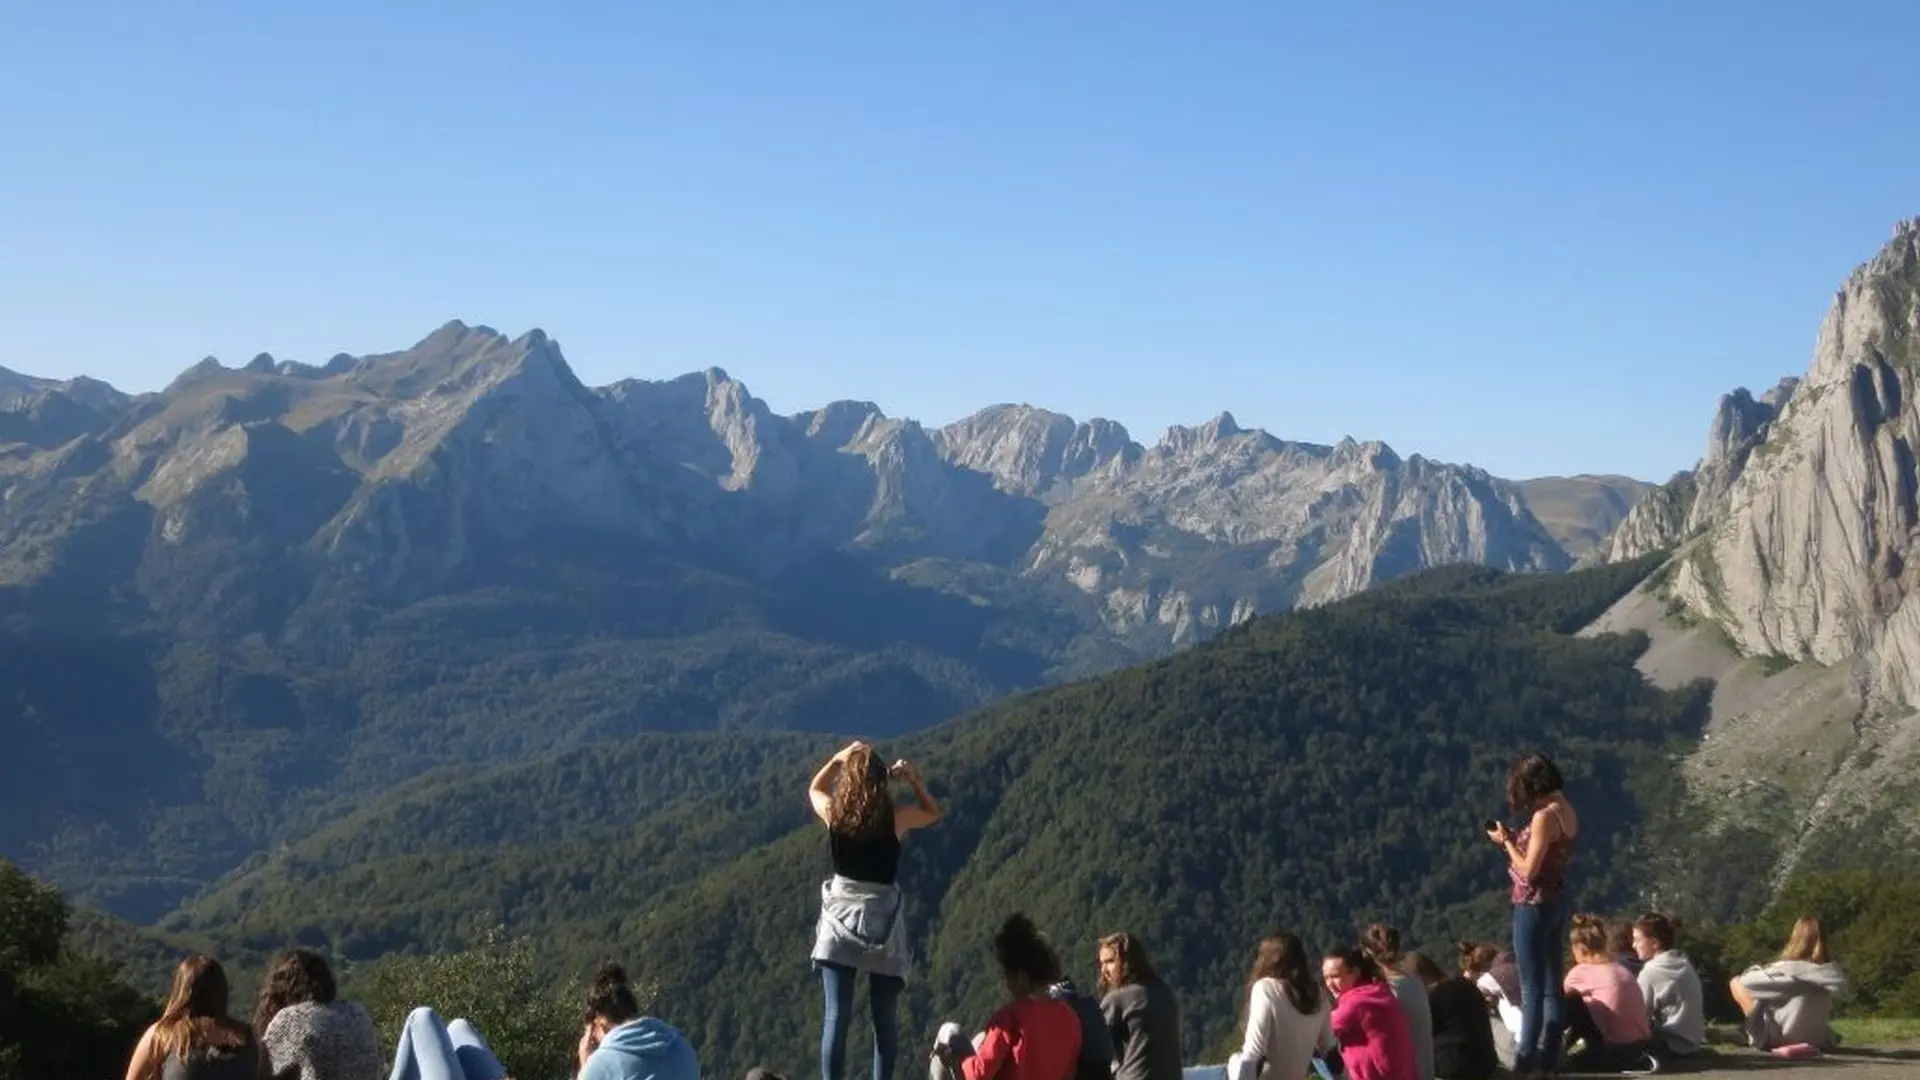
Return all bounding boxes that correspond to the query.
[828,745,893,840]
[1569,913,1610,959]
[1780,916,1829,964]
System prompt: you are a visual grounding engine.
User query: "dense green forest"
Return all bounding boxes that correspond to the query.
[2,544,1119,920]
[146,555,1740,1075]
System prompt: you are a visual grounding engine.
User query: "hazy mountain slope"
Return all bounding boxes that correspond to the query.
[1513,474,1653,557]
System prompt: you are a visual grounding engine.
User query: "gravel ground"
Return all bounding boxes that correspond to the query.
[1674,1047,1920,1080]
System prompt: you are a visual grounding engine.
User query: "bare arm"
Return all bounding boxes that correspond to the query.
[809,741,866,824]
[124,1025,159,1080]
[1491,806,1559,880]
[891,759,941,835]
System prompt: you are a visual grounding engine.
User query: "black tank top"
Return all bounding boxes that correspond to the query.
[162,1044,258,1080]
[830,827,901,884]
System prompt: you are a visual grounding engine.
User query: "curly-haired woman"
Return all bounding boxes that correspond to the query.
[808,740,942,1080]
[253,948,383,1080]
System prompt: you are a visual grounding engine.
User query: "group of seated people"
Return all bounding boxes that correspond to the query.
[121,947,698,1080]
[122,907,1849,1080]
[927,910,1851,1080]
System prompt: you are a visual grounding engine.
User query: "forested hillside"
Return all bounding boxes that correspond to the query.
[157,554,1718,1075]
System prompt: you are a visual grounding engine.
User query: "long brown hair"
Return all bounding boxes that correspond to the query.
[828,745,894,840]
[1097,932,1158,995]
[1405,952,1447,987]
[1780,916,1829,964]
[1248,934,1321,1015]
[1361,924,1404,970]
[150,955,248,1070]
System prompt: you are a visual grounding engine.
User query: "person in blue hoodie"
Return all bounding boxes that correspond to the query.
[575,962,702,1080]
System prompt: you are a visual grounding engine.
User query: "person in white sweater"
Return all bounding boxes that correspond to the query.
[1227,935,1334,1080]
[1731,917,1849,1052]
[1629,913,1704,1059]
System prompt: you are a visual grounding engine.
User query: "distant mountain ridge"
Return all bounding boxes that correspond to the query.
[0,320,1590,643]
[0,320,1631,916]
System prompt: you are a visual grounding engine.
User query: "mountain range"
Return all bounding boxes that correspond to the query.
[0,313,1643,916]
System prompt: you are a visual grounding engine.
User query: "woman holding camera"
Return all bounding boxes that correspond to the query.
[1485,753,1578,1080]
[808,740,943,1080]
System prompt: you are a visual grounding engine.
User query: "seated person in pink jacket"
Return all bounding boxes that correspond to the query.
[1321,948,1417,1080]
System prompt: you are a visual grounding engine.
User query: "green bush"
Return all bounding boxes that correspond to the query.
[1684,870,1920,1018]
[351,926,584,1080]
[0,860,157,1080]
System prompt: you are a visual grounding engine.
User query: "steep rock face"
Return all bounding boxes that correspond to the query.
[1586,378,1799,566]
[1006,423,1570,643]
[1669,220,1920,706]
[1573,219,1920,902]
[930,405,1133,498]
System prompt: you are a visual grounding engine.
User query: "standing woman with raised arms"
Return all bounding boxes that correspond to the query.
[1485,753,1579,1080]
[808,739,943,1080]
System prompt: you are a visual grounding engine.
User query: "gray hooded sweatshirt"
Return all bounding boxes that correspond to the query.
[1736,960,1848,1051]
[1635,950,1704,1056]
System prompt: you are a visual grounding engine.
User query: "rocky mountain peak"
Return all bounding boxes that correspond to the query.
[1702,381,1793,471]
[1331,436,1402,472]
[1589,373,1800,567]
[1761,376,1801,412]
[799,399,885,446]
[935,405,1080,496]
[0,366,50,405]
[168,357,229,392]
[1157,412,1245,455]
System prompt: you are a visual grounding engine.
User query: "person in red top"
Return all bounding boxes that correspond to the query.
[932,914,1082,1080]
[1322,948,1418,1080]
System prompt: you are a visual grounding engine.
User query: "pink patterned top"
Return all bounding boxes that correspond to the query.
[1507,816,1573,905]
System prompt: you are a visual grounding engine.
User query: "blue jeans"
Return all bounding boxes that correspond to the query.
[819,961,904,1080]
[388,1007,508,1080]
[1513,899,1569,1075]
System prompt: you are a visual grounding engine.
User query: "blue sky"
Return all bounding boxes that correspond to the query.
[2,2,1916,481]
